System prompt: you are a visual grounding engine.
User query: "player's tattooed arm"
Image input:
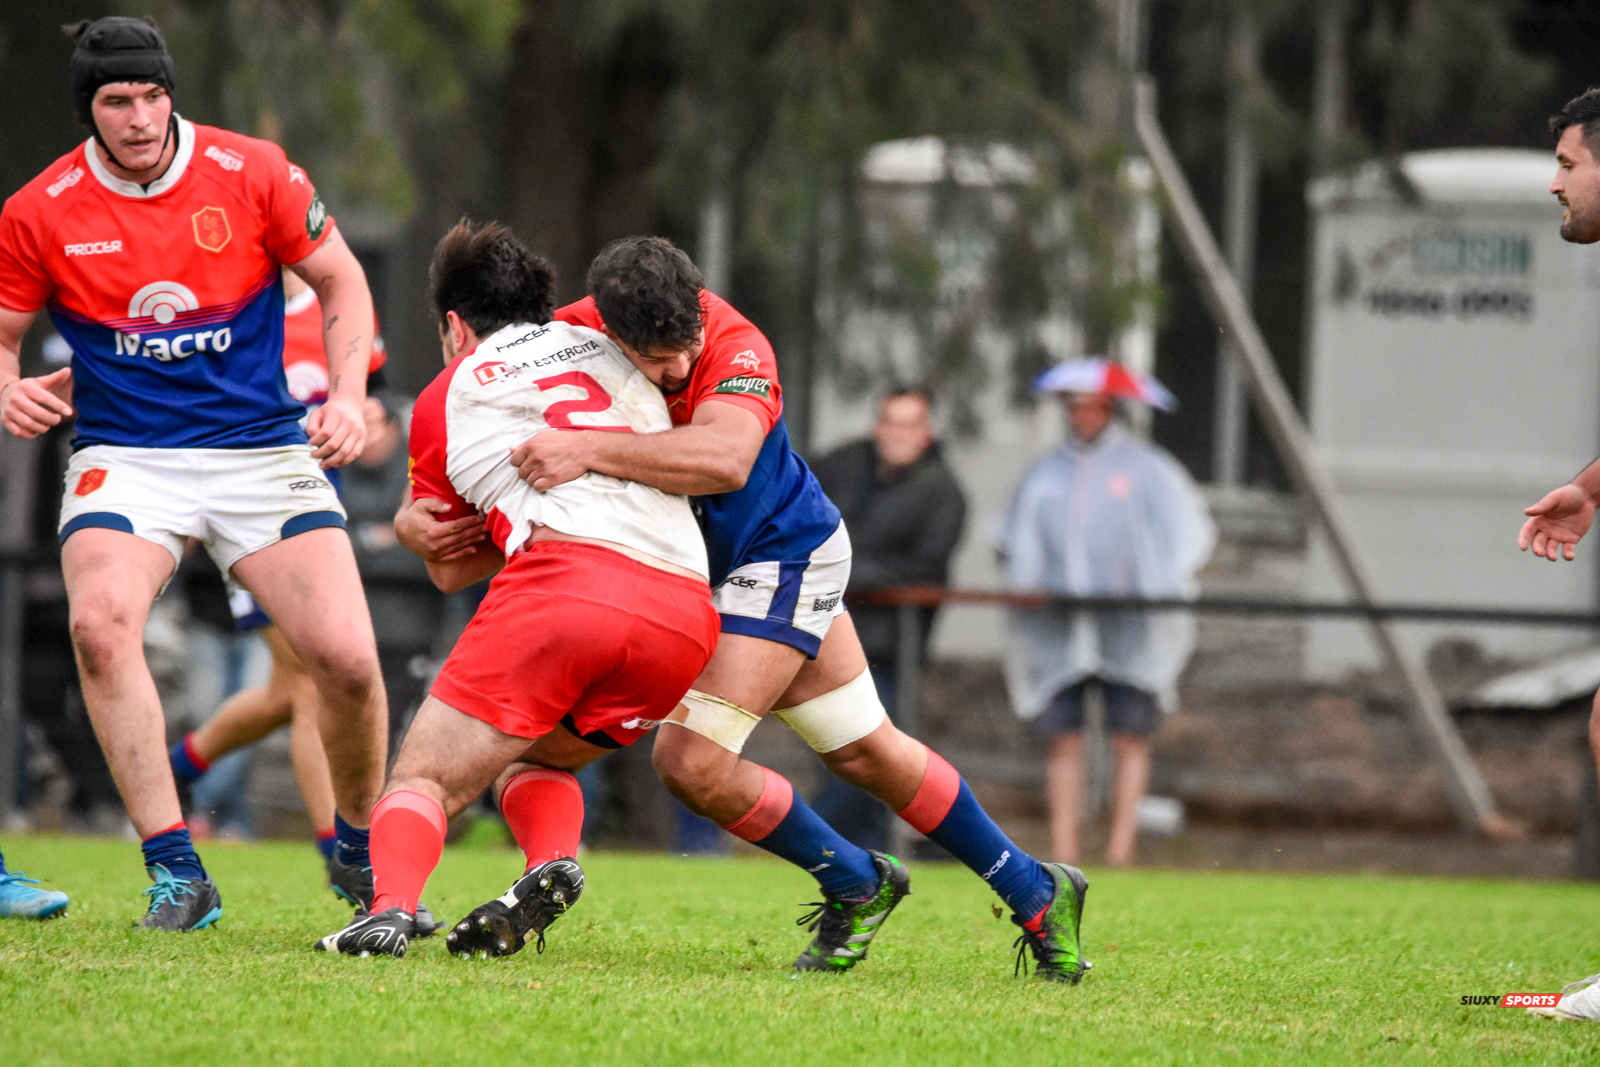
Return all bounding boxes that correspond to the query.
[0,304,72,439]
[289,230,373,469]
[509,400,765,495]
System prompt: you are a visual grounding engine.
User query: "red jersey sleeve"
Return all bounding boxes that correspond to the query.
[0,190,56,313]
[407,362,475,521]
[263,148,334,266]
[553,297,605,331]
[687,291,782,432]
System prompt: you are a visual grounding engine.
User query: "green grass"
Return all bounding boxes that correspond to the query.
[3,834,1600,1064]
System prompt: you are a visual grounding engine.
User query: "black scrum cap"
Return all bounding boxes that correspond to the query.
[66,17,176,125]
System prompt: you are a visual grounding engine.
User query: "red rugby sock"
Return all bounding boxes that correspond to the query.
[369,790,447,915]
[499,768,585,871]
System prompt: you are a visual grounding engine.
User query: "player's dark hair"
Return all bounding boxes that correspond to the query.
[586,236,704,351]
[63,17,176,127]
[1550,88,1600,150]
[429,219,556,338]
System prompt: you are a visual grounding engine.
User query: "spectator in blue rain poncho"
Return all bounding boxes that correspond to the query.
[996,378,1214,867]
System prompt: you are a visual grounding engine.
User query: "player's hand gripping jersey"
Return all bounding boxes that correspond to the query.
[556,292,847,655]
[408,320,709,578]
[0,118,330,450]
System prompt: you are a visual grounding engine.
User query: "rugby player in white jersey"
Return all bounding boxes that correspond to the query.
[317,220,719,957]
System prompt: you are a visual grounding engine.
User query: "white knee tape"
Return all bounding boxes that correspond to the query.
[667,689,762,755]
[772,668,886,753]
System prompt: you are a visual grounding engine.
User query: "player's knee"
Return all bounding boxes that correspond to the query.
[300,644,380,706]
[68,598,144,677]
[651,726,735,805]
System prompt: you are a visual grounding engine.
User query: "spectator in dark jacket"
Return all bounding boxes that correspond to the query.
[808,388,967,848]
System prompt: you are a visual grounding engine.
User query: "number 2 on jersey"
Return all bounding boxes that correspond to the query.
[537,371,634,433]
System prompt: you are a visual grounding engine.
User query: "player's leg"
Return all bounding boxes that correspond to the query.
[1103,682,1158,868]
[446,728,610,959]
[0,849,68,920]
[62,528,223,931]
[287,679,339,862]
[781,612,1088,982]
[1046,733,1086,864]
[231,528,387,875]
[316,695,530,958]
[170,627,295,782]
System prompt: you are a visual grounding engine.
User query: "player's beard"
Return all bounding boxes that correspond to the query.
[1560,195,1600,243]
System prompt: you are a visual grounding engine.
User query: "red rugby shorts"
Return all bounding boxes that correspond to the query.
[430,541,718,747]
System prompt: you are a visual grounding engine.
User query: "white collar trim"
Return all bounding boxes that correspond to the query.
[85,116,195,199]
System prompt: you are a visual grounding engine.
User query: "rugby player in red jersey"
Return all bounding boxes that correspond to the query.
[318,221,720,958]
[0,18,389,930]
[401,237,1089,980]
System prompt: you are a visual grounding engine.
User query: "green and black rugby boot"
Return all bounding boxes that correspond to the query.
[446,857,584,959]
[137,864,222,931]
[1011,861,1089,983]
[326,854,439,938]
[315,906,414,958]
[793,851,911,973]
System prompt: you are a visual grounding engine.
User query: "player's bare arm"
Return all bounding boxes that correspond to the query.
[424,539,505,594]
[394,486,488,563]
[509,399,764,494]
[289,229,373,469]
[1520,457,1600,561]
[0,304,73,438]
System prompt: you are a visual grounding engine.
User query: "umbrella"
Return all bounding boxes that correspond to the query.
[1032,358,1176,411]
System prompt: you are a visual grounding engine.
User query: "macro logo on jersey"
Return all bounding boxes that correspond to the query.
[306,194,327,241]
[714,375,772,398]
[97,280,246,362]
[192,207,232,253]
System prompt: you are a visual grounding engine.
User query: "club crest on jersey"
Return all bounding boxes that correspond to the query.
[714,375,771,398]
[74,469,108,497]
[191,207,232,254]
[306,194,327,241]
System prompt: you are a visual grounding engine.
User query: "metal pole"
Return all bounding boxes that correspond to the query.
[1133,78,1508,837]
[0,565,22,826]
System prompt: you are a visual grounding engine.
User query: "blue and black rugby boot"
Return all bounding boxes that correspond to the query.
[315,906,414,958]
[446,857,584,959]
[1011,861,1089,983]
[0,870,68,920]
[326,854,439,938]
[137,864,222,931]
[793,851,911,973]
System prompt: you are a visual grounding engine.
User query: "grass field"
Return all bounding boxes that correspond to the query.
[3,833,1600,1064]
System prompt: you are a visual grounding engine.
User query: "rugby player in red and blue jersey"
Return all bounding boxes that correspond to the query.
[402,237,1090,981]
[0,17,391,931]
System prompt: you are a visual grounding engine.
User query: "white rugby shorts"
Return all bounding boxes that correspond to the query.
[58,444,347,573]
[713,521,851,658]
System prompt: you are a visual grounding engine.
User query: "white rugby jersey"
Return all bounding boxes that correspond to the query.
[408,320,708,578]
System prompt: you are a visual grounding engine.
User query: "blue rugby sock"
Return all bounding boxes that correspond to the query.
[334,813,370,868]
[314,829,337,862]
[169,734,210,783]
[899,748,1055,919]
[723,767,880,900]
[142,823,207,882]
